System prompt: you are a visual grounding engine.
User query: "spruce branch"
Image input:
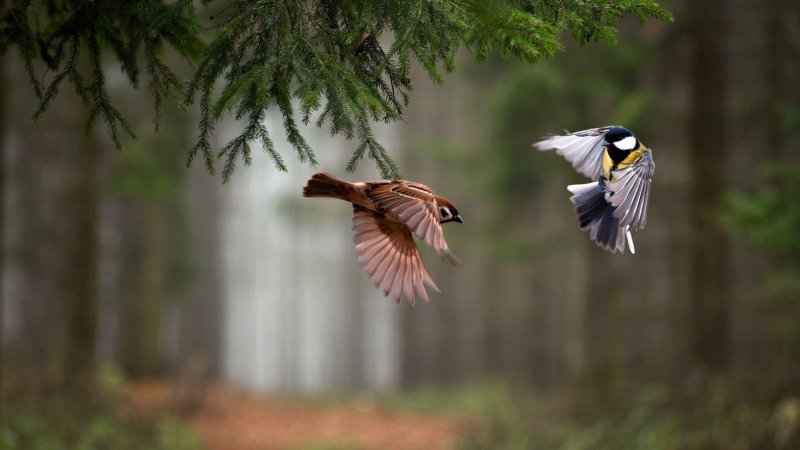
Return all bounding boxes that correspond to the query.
[3,0,201,148]
[3,0,671,180]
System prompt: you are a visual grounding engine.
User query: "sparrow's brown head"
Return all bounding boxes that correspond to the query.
[435,197,463,224]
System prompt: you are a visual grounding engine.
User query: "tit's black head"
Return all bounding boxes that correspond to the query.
[605,126,632,143]
[604,126,639,151]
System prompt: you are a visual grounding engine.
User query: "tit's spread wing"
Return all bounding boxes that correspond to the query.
[608,151,655,231]
[533,127,612,180]
[367,182,462,266]
[352,206,439,305]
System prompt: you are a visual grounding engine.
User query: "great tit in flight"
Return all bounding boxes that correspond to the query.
[534,126,655,254]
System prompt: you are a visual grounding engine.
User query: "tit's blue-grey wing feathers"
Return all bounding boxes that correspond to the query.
[532,127,612,180]
[607,151,655,231]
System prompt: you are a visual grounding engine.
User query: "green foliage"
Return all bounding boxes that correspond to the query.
[0,364,200,450]
[0,400,201,450]
[2,0,670,181]
[722,95,800,264]
[109,145,181,200]
[723,163,800,349]
[0,0,203,148]
[189,0,671,180]
[381,381,799,450]
[723,164,800,264]
[383,381,527,417]
[107,103,190,201]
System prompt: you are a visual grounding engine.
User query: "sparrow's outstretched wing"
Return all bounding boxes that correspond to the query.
[607,151,655,231]
[533,127,612,180]
[352,205,439,305]
[367,182,462,266]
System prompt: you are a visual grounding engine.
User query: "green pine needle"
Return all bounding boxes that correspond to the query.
[1,0,671,180]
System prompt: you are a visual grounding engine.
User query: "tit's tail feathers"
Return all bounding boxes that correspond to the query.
[567,182,628,254]
[626,229,636,255]
[303,172,352,199]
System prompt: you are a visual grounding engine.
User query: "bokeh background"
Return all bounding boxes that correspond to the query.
[2,0,800,449]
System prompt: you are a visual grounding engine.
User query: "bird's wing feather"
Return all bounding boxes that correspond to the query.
[367,182,462,266]
[607,151,655,231]
[533,127,612,180]
[352,206,439,305]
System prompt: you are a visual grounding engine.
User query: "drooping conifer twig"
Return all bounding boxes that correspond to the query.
[1,0,671,181]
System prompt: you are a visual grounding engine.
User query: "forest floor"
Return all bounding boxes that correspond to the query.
[126,381,470,450]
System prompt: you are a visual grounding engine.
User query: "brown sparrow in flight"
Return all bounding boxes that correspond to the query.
[303,172,463,305]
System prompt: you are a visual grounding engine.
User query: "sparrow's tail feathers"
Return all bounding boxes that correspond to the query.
[303,172,351,199]
[567,181,627,253]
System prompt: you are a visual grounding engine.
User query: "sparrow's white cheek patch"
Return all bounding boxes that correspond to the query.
[439,207,451,219]
[613,136,637,151]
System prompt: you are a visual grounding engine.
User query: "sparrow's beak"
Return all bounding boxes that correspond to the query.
[453,215,464,224]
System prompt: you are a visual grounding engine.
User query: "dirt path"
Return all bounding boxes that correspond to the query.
[127,381,469,450]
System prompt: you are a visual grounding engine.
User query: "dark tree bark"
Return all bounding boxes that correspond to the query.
[64,134,100,389]
[178,166,223,377]
[0,58,6,393]
[765,0,785,154]
[121,202,168,377]
[689,0,730,370]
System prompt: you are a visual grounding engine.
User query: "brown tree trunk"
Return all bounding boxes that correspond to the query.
[689,0,730,371]
[765,0,783,153]
[0,57,6,394]
[63,124,101,390]
[179,165,222,377]
[122,202,169,377]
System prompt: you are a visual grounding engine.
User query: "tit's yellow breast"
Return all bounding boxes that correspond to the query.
[603,148,647,180]
[602,151,614,180]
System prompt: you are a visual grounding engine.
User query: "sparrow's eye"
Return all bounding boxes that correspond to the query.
[439,207,451,219]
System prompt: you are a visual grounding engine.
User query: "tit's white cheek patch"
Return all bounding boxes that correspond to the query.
[613,136,637,150]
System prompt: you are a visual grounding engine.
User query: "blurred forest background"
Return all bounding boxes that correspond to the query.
[2,0,800,449]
